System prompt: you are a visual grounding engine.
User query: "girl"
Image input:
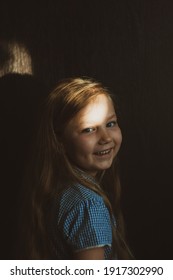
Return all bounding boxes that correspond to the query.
[20,77,132,260]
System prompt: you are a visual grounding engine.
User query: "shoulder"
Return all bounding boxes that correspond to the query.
[55,184,113,252]
[53,183,112,231]
[57,183,111,226]
[57,183,104,214]
[49,183,114,257]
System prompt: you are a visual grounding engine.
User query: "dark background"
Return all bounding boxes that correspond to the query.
[0,0,173,259]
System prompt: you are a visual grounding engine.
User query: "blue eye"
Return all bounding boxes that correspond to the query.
[82,127,95,133]
[106,121,117,127]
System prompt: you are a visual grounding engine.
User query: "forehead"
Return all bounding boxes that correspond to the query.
[70,94,116,127]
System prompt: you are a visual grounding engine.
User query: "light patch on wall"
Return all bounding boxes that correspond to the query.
[0,41,33,77]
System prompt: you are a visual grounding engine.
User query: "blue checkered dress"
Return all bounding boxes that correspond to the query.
[49,183,116,259]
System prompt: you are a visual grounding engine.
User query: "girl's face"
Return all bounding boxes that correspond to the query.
[63,94,122,177]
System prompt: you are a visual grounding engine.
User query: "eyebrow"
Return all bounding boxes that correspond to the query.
[78,113,117,128]
[107,114,117,120]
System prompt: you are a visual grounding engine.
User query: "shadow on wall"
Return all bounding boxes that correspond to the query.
[0,73,48,259]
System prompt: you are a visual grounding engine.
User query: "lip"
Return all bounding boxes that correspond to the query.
[94,147,114,157]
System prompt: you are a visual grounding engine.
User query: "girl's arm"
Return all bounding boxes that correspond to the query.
[73,247,105,260]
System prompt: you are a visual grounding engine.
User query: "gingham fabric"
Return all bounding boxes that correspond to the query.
[49,183,116,259]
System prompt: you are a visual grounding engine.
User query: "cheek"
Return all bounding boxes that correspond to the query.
[74,136,95,154]
[114,129,122,147]
[65,136,93,158]
[118,131,123,145]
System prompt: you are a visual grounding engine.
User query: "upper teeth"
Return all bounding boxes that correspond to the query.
[96,149,111,155]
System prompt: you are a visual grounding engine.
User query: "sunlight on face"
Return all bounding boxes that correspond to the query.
[64,94,122,177]
[79,95,115,128]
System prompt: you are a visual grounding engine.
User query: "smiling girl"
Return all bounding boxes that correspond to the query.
[20,77,132,260]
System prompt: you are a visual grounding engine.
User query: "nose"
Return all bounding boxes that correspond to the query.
[98,128,112,145]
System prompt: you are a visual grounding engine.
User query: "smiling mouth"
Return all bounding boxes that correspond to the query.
[94,148,113,156]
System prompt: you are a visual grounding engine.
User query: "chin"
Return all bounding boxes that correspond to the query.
[97,163,113,171]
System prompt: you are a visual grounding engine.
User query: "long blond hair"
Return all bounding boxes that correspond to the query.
[19,77,132,259]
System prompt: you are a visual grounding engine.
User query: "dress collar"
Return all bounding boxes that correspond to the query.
[73,166,99,185]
